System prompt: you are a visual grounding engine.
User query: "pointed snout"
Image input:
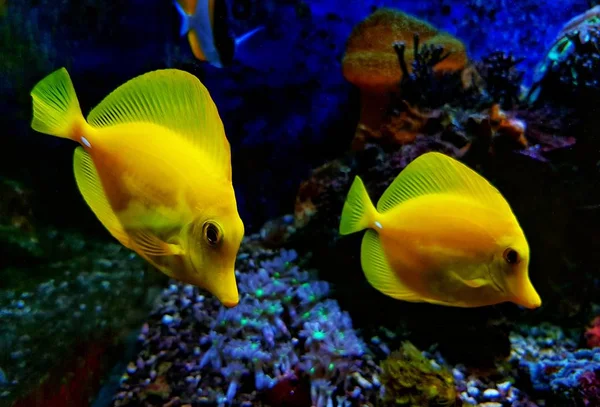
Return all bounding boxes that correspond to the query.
[508,273,542,309]
[206,268,240,308]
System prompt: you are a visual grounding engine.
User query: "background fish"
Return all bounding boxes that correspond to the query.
[339,152,542,309]
[29,67,244,307]
[174,0,263,68]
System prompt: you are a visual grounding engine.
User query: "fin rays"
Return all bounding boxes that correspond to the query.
[361,230,422,302]
[376,152,515,223]
[86,69,232,181]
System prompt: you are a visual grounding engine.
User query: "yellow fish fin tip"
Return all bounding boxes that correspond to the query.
[339,176,376,235]
[361,230,422,301]
[30,67,84,140]
[86,68,232,180]
[376,152,515,220]
[73,147,130,247]
[130,230,185,257]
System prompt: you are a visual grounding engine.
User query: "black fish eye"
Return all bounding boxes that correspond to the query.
[503,248,519,264]
[203,222,221,246]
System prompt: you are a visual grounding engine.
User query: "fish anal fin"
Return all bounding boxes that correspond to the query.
[361,230,422,302]
[86,69,232,181]
[376,152,515,222]
[73,147,131,248]
[129,229,185,257]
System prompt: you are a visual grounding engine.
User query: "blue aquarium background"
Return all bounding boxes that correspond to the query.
[3,0,600,406]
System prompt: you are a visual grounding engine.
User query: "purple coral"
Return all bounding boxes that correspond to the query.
[112,236,381,406]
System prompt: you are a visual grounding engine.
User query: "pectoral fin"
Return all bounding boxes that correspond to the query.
[462,277,490,288]
[129,229,185,257]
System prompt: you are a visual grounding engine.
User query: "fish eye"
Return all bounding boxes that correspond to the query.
[203,221,222,247]
[503,248,519,264]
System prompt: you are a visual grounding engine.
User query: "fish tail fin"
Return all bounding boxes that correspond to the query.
[339,176,377,235]
[30,67,85,140]
[234,26,265,47]
[174,0,192,36]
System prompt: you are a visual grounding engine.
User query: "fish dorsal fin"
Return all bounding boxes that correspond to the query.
[73,147,132,248]
[86,69,232,181]
[361,230,422,302]
[376,152,514,218]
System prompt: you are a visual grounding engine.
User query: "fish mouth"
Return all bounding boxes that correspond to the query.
[204,267,240,308]
[507,274,542,309]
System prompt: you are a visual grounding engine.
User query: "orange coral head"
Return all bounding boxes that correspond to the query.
[341,8,469,141]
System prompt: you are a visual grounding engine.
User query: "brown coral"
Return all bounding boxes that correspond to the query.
[342,8,468,145]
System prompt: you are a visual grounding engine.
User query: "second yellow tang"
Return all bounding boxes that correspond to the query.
[339,152,541,309]
[30,67,244,307]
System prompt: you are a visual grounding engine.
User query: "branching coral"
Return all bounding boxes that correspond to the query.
[477,51,525,109]
[113,239,383,406]
[391,33,473,110]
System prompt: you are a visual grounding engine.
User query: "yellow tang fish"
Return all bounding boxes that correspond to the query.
[339,152,541,309]
[174,0,263,68]
[30,68,244,307]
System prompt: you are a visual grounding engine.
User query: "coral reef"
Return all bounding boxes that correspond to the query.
[111,238,382,407]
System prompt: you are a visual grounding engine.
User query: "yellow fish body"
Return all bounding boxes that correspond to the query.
[339,152,541,309]
[30,68,244,307]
